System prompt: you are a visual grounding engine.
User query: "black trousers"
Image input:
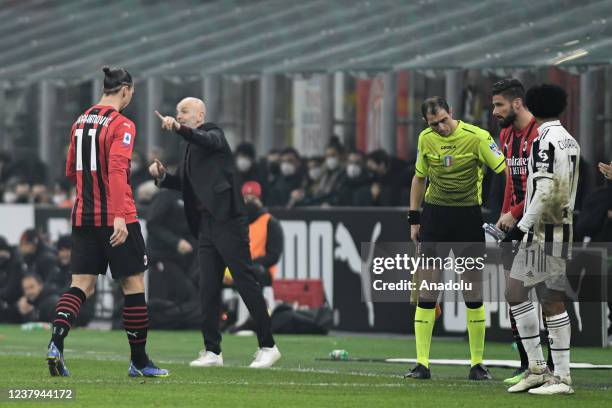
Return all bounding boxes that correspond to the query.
[197,213,274,354]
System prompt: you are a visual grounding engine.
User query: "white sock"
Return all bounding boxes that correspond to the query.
[545,311,571,378]
[510,302,547,371]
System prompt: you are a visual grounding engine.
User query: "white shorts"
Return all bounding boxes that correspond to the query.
[509,242,568,291]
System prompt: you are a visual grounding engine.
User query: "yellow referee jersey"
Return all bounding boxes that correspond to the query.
[415,121,506,206]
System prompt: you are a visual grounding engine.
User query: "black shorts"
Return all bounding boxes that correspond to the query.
[71,222,148,280]
[419,204,485,258]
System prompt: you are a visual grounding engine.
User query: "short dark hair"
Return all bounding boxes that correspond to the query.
[348,149,365,158]
[281,147,300,160]
[492,78,525,102]
[367,149,390,166]
[102,66,133,95]
[421,96,450,118]
[22,272,42,284]
[235,142,256,159]
[326,135,345,155]
[56,235,71,251]
[525,84,567,119]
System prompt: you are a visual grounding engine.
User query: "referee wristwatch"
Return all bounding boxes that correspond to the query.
[407,210,421,225]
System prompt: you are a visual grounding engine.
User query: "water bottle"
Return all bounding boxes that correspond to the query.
[329,349,349,361]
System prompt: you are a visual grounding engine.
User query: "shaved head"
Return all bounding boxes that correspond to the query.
[176,97,207,128]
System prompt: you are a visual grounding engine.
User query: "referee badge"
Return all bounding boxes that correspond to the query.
[443,155,453,167]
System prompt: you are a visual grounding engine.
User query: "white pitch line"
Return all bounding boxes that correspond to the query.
[57,378,403,388]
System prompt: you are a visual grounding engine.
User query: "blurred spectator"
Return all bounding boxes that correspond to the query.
[235,142,265,186]
[5,154,47,185]
[0,150,11,202]
[262,148,281,186]
[289,157,323,206]
[366,149,413,206]
[268,147,306,207]
[129,150,149,193]
[52,179,73,208]
[18,229,59,282]
[310,138,346,205]
[31,183,51,205]
[136,180,159,216]
[338,150,372,206]
[17,273,59,323]
[0,236,26,323]
[146,189,195,270]
[44,235,72,293]
[3,176,31,204]
[145,188,200,329]
[226,181,283,333]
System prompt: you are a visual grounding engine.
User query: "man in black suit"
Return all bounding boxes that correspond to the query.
[150,97,280,368]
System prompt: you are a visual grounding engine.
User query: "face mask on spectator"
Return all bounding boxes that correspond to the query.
[346,163,361,179]
[325,156,339,171]
[236,156,252,172]
[52,193,67,206]
[245,201,260,219]
[280,162,296,177]
[308,167,322,181]
[3,191,16,203]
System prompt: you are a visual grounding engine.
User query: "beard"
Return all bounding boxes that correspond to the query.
[497,110,517,128]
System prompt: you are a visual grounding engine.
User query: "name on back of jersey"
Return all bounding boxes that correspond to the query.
[556,137,578,150]
[75,113,112,127]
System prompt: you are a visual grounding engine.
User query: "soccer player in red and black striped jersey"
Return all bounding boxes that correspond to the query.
[491,78,551,384]
[46,67,168,378]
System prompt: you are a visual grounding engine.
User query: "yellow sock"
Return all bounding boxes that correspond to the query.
[466,305,486,366]
[415,306,436,368]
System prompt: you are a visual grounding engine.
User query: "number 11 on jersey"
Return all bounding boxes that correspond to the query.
[75,128,97,171]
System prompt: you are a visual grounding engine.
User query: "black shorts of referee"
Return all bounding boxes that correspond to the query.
[418,204,485,260]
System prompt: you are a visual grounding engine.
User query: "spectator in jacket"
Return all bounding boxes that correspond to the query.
[17,273,59,323]
[268,148,306,207]
[0,236,26,323]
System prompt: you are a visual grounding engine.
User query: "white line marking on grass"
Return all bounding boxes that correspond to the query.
[64,378,402,388]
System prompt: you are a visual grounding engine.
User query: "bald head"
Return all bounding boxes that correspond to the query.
[176,97,207,128]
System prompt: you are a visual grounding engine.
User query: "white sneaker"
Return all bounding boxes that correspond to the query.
[189,350,223,367]
[249,345,281,368]
[528,375,574,395]
[507,366,551,393]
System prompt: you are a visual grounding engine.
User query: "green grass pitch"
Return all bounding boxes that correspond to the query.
[0,324,611,407]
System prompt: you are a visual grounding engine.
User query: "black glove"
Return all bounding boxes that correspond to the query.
[500,225,525,271]
[501,225,525,243]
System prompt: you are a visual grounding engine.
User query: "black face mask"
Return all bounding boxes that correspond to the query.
[268,162,280,176]
[15,195,29,204]
[245,202,261,220]
[0,255,10,268]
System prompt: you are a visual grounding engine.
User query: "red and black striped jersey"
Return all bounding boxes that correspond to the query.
[66,105,138,227]
[499,117,539,220]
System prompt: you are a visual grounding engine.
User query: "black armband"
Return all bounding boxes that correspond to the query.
[408,210,421,225]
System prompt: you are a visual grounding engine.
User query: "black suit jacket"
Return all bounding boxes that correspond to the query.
[157,123,245,237]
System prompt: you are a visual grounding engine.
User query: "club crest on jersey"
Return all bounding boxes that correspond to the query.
[122,132,132,146]
[443,155,453,167]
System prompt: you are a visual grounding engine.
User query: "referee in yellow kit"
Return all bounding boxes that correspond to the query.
[405,96,506,380]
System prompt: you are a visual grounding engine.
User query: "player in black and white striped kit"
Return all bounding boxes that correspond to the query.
[502,84,580,395]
